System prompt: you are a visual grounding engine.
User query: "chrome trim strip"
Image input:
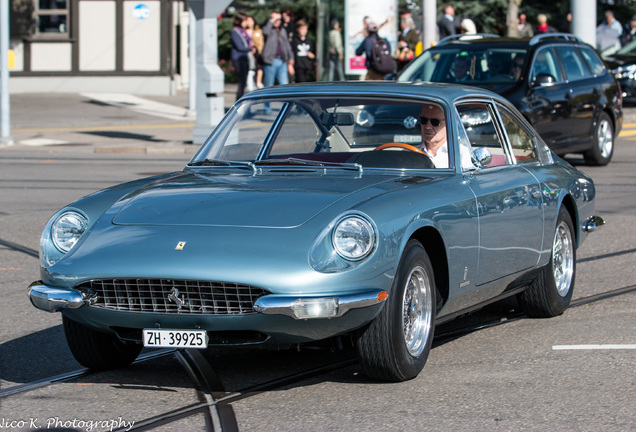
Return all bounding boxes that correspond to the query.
[28,282,85,312]
[583,215,606,233]
[253,289,386,319]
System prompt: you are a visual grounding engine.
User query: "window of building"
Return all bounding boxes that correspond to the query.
[35,0,69,36]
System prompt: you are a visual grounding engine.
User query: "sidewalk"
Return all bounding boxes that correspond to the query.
[1,83,240,155]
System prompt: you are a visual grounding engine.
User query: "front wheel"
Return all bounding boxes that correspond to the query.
[518,207,575,317]
[356,240,436,382]
[63,315,142,370]
[584,112,614,166]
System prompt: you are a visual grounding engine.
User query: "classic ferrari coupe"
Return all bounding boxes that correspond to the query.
[29,82,603,382]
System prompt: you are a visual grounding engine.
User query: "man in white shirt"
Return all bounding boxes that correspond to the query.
[418,103,473,169]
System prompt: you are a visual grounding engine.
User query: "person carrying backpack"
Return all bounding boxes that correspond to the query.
[355,21,395,80]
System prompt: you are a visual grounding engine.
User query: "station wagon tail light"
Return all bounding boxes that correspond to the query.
[291,297,338,319]
[332,216,376,261]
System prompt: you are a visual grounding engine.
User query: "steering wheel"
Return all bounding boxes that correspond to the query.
[374,142,426,154]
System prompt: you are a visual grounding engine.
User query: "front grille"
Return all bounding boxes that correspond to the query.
[76,279,271,315]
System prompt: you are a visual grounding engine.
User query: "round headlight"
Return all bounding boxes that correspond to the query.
[332,216,376,261]
[51,211,88,253]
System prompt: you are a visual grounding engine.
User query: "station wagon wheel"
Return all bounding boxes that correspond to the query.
[355,240,436,382]
[63,315,142,370]
[517,207,575,317]
[584,112,614,166]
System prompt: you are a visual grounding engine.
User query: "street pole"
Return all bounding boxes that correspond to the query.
[1,0,14,145]
[572,0,596,48]
[422,0,437,49]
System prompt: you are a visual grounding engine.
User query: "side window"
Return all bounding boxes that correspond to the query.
[498,106,539,164]
[555,46,590,81]
[531,47,563,83]
[578,46,607,76]
[456,103,510,168]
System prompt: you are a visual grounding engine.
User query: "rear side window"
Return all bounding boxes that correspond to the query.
[555,46,591,81]
[456,103,511,168]
[531,47,563,83]
[578,46,607,76]
[498,107,539,164]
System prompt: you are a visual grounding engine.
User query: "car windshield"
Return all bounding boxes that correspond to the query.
[612,39,636,56]
[398,46,528,85]
[191,96,446,170]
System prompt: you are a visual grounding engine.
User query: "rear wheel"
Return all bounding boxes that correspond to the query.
[63,315,142,370]
[356,240,436,382]
[518,207,575,317]
[584,112,614,166]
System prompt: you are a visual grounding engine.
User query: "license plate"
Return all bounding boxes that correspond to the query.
[393,134,422,144]
[143,329,208,349]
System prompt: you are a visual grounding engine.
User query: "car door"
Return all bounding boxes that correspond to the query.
[554,45,600,150]
[456,101,544,297]
[527,46,573,153]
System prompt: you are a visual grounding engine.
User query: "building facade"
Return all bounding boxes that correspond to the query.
[9,0,189,95]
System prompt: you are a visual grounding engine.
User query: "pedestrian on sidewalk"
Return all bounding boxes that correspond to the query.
[291,20,315,83]
[262,11,295,88]
[230,12,253,100]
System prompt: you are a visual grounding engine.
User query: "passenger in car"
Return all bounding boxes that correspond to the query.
[452,56,471,82]
[511,54,525,80]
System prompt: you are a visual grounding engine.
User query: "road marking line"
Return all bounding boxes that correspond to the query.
[20,138,69,146]
[618,129,636,137]
[552,344,636,350]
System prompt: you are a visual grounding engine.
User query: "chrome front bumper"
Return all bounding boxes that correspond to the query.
[28,282,86,313]
[253,289,387,319]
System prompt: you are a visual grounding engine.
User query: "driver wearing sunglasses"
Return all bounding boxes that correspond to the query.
[418,103,474,169]
[418,103,450,168]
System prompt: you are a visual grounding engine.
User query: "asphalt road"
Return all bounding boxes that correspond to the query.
[0,96,634,431]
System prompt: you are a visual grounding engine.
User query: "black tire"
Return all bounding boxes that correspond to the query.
[518,207,575,317]
[63,315,142,370]
[584,112,614,166]
[355,240,436,382]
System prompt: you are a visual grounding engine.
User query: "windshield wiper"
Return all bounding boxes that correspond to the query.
[255,158,363,172]
[188,159,255,169]
[254,158,328,167]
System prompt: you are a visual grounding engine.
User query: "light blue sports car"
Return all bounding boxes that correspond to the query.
[29,82,603,382]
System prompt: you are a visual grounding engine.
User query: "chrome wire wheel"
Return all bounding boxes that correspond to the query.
[552,220,574,297]
[597,117,613,159]
[402,265,433,357]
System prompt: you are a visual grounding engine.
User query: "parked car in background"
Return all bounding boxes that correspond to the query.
[602,39,636,104]
[29,82,604,382]
[397,33,623,166]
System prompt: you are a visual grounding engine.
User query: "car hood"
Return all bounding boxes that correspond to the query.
[111,170,403,228]
[603,55,636,69]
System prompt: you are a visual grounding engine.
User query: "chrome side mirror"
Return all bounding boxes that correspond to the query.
[472,147,492,168]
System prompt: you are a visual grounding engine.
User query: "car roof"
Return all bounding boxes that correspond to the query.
[434,33,585,49]
[239,81,508,105]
